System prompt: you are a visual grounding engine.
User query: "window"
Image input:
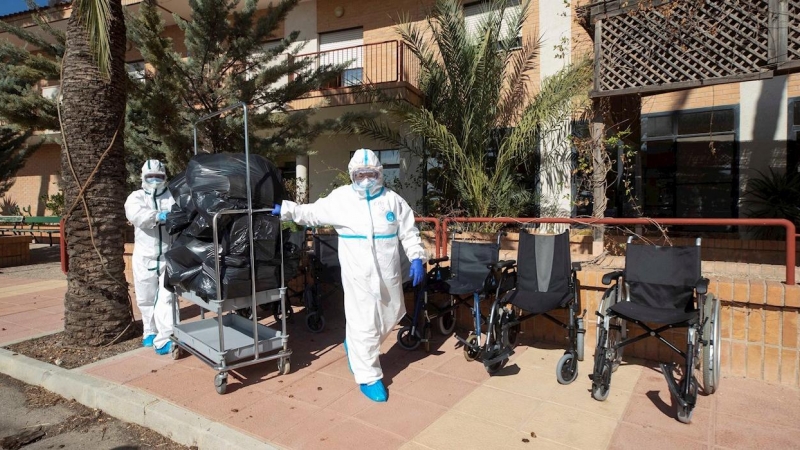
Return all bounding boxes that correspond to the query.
[126,61,146,82]
[789,98,800,174]
[464,0,522,48]
[349,149,401,185]
[641,108,737,218]
[319,28,363,88]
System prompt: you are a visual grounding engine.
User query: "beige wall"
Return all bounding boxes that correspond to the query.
[3,144,61,216]
[642,83,741,114]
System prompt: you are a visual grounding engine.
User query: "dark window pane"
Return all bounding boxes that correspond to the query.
[642,140,676,217]
[646,115,672,137]
[676,140,734,183]
[677,109,734,135]
[675,183,734,217]
[794,101,800,126]
[383,168,400,185]
[378,149,400,165]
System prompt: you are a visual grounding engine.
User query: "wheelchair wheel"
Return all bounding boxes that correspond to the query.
[597,286,626,371]
[591,364,611,401]
[436,297,457,335]
[556,352,579,385]
[306,311,325,333]
[702,293,721,395]
[397,325,421,351]
[463,333,480,361]
[500,307,520,348]
[423,324,432,353]
[483,346,507,374]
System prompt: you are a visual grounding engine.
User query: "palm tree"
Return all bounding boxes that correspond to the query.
[352,0,592,219]
[60,0,133,345]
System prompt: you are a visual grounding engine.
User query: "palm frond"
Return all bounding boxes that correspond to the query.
[74,0,112,77]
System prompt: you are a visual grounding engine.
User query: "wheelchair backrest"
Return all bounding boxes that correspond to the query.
[313,234,340,269]
[450,240,500,292]
[516,231,571,295]
[624,243,701,311]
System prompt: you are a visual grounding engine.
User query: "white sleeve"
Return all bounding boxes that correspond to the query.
[396,196,426,262]
[280,190,345,228]
[124,192,158,229]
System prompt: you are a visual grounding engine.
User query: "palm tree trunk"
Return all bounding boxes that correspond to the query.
[60,0,133,346]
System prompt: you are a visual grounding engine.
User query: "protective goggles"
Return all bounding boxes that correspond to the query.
[144,174,166,181]
[352,168,380,182]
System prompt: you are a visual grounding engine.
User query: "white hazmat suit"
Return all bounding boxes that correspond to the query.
[124,160,176,352]
[281,149,426,389]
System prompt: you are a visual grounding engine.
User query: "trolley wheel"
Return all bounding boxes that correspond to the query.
[214,373,228,395]
[170,343,183,361]
[436,297,457,335]
[556,352,579,385]
[576,318,586,362]
[306,311,326,333]
[591,364,611,402]
[278,357,291,375]
[463,333,480,361]
[397,326,422,351]
[702,293,721,395]
[235,307,254,320]
[272,301,294,323]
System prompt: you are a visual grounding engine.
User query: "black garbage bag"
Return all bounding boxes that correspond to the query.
[163,246,203,293]
[185,153,284,208]
[224,213,279,262]
[222,263,280,299]
[184,193,250,239]
[168,171,193,210]
[165,203,196,236]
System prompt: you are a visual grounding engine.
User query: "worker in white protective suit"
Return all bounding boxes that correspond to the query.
[124,160,176,355]
[277,149,426,402]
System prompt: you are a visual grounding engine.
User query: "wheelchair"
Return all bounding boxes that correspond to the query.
[591,237,721,424]
[302,231,342,333]
[396,231,509,354]
[480,230,586,378]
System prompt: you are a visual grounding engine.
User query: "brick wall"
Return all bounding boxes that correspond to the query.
[2,144,61,216]
[641,83,741,114]
[788,72,800,99]
[0,236,31,267]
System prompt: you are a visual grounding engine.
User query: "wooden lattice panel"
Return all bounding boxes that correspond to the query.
[789,0,800,61]
[596,1,771,94]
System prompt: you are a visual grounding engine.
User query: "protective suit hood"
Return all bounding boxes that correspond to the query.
[141,159,167,193]
[348,149,384,199]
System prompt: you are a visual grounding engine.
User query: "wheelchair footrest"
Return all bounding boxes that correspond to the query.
[483,348,514,368]
[661,362,689,409]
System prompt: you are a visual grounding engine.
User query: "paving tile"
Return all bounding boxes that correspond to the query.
[714,377,800,429]
[299,418,405,450]
[521,402,618,450]
[715,412,800,449]
[399,371,480,408]
[482,363,563,400]
[413,410,569,450]
[451,385,543,429]
[224,395,323,441]
[316,353,354,380]
[182,383,269,422]
[275,371,356,408]
[272,408,349,449]
[127,365,206,407]
[381,365,427,391]
[621,393,712,443]
[398,442,436,450]
[609,421,708,449]
[431,351,492,384]
[354,392,448,439]
[325,387,376,417]
[85,355,174,384]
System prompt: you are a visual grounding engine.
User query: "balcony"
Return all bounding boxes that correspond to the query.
[288,40,422,110]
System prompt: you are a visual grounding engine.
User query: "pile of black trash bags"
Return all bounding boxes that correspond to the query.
[163,153,298,300]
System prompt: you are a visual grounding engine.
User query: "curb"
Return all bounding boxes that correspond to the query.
[0,348,281,450]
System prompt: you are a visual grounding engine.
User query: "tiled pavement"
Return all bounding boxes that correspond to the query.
[2,272,800,449]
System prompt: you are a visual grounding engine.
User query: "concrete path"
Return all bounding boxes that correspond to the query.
[2,268,800,449]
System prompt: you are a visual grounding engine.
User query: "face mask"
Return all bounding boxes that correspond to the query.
[356,178,376,191]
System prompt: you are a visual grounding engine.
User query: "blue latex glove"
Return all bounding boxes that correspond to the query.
[157,211,168,223]
[272,203,281,216]
[410,258,424,287]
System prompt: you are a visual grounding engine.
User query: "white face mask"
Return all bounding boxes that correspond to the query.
[355,178,376,191]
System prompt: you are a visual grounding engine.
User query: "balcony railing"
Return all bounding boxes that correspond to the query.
[290,40,420,91]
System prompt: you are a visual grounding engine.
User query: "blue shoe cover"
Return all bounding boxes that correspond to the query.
[142,335,156,347]
[360,380,387,402]
[343,340,353,374]
[155,341,172,355]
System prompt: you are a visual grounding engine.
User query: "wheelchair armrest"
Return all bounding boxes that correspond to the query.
[696,277,709,295]
[491,260,516,270]
[428,256,449,265]
[571,262,582,272]
[602,270,623,285]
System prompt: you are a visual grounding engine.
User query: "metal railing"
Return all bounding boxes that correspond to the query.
[415,217,441,259]
[291,40,420,90]
[440,217,798,285]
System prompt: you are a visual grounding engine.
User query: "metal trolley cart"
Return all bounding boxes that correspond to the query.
[169,103,291,395]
